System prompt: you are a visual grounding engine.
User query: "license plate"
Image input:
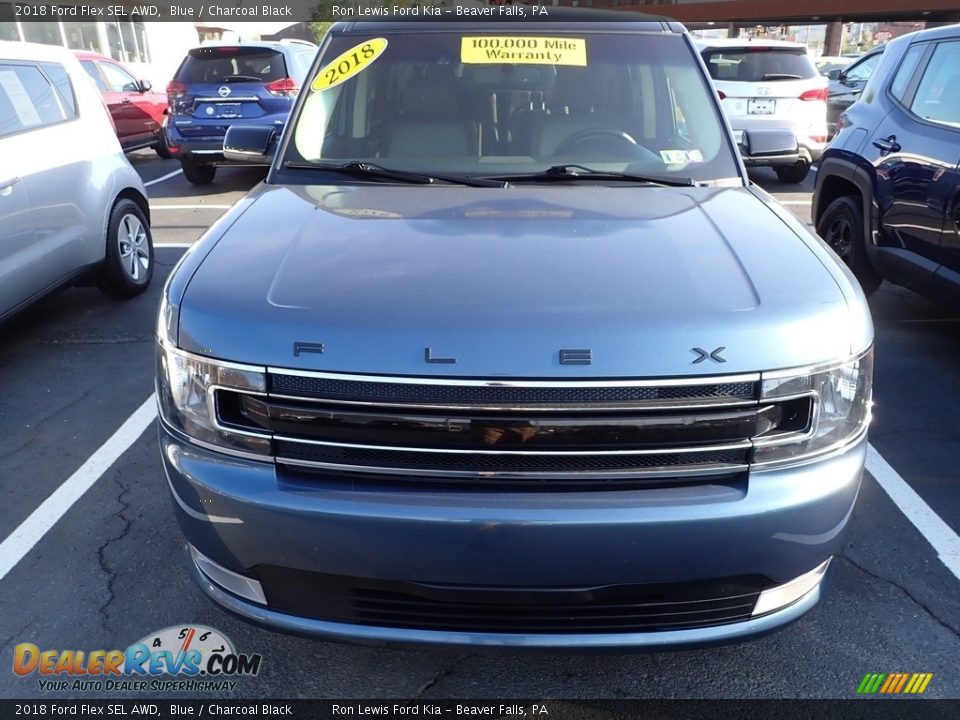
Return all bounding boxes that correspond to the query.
[216,102,242,118]
[748,98,776,115]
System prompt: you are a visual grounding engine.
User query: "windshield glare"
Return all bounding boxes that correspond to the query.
[290,31,739,183]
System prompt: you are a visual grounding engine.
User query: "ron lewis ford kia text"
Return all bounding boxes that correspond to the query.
[156,14,874,649]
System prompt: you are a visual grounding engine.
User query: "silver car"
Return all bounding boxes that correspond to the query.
[0,40,153,322]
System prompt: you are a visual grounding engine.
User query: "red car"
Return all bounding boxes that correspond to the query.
[75,51,171,158]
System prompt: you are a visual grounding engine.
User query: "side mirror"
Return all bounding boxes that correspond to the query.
[827,69,841,81]
[223,125,276,164]
[741,129,798,157]
[139,79,153,92]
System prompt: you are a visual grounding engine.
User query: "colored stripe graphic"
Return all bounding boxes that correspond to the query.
[857,673,932,694]
[894,674,909,693]
[911,674,933,694]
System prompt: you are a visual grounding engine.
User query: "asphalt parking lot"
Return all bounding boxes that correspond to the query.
[1,151,958,700]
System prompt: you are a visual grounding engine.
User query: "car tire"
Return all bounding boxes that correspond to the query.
[154,130,173,160]
[98,199,154,298]
[775,163,811,184]
[181,158,216,185]
[816,196,882,297]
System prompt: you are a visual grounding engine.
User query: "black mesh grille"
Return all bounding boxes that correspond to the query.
[255,568,764,634]
[269,374,757,407]
[277,441,748,474]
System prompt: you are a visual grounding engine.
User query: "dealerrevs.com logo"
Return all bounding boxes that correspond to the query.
[13,625,262,692]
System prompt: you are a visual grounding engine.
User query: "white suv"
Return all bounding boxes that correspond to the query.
[0,41,153,323]
[697,39,828,184]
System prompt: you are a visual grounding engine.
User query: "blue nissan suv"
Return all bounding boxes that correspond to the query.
[813,24,960,308]
[165,40,316,184]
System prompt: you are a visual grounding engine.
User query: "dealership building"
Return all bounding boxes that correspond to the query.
[0,10,298,86]
[0,15,199,85]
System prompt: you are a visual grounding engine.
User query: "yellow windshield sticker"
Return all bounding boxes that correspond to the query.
[311,38,388,92]
[461,37,586,67]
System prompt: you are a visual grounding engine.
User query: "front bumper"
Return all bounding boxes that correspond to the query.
[161,424,865,649]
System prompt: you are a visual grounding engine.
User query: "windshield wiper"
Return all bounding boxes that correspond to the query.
[761,73,803,81]
[489,164,698,187]
[221,75,262,82]
[284,161,508,188]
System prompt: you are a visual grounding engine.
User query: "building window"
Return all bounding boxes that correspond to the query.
[63,22,101,52]
[105,20,151,64]
[119,21,137,63]
[106,22,124,61]
[134,22,150,63]
[21,21,63,46]
[0,2,19,40]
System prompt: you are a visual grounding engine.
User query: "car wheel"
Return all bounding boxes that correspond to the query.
[98,199,154,298]
[155,130,173,160]
[816,196,882,296]
[775,163,811,184]
[181,158,216,185]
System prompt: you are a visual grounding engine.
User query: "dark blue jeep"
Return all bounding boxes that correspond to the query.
[813,25,960,308]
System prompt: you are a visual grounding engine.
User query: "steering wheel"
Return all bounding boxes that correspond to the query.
[554,128,641,158]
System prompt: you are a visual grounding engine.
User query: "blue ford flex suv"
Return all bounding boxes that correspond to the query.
[165,40,316,184]
[158,14,874,649]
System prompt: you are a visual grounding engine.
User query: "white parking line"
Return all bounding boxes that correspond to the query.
[144,169,183,187]
[150,204,232,210]
[0,395,157,582]
[866,445,960,582]
[155,242,194,248]
[780,200,812,205]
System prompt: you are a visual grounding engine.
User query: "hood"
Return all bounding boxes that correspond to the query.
[177,183,866,377]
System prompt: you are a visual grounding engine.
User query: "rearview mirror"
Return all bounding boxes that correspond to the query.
[740,129,798,157]
[827,69,841,81]
[139,79,153,92]
[223,125,277,164]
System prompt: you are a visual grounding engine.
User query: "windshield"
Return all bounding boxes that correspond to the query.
[288,30,739,184]
[177,47,286,84]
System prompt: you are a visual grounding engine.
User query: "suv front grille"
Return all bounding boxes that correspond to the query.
[254,568,766,634]
[216,370,813,488]
[269,372,757,409]
[276,440,749,475]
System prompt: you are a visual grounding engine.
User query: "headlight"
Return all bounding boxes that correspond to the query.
[156,338,271,459]
[752,348,873,467]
